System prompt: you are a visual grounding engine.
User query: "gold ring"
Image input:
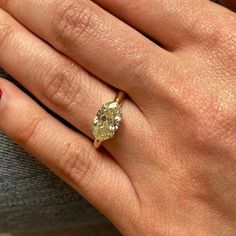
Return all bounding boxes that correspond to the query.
[92,91,125,149]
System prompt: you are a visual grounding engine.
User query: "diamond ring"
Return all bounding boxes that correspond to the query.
[92,91,125,149]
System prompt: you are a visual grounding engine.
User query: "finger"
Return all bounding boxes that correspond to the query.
[0,78,140,231]
[0,0,171,100]
[0,9,146,165]
[92,0,236,49]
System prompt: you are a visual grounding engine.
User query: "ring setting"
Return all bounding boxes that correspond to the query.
[92,91,125,149]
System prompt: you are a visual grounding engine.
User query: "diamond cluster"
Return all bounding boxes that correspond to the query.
[92,102,122,142]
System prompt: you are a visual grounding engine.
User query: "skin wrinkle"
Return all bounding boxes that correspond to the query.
[0,0,235,235]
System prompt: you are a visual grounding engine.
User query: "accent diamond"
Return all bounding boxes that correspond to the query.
[92,102,122,142]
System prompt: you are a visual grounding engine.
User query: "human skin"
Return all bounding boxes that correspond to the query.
[0,0,235,235]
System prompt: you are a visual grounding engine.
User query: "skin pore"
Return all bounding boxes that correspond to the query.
[0,0,235,235]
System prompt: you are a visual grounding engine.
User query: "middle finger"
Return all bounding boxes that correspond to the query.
[0,0,171,106]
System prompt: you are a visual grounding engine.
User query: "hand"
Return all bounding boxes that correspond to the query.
[0,1,235,235]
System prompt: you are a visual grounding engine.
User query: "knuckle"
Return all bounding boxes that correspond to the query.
[0,10,13,49]
[40,63,86,111]
[203,21,235,50]
[13,115,44,146]
[51,1,97,49]
[125,51,156,92]
[59,140,95,185]
[189,4,236,51]
[199,18,225,43]
[195,11,236,52]
[192,90,236,143]
[207,24,236,73]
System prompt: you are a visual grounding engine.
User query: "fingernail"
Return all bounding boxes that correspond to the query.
[0,88,2,100]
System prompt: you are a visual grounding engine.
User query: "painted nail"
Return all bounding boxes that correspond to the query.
[0,89,2,100]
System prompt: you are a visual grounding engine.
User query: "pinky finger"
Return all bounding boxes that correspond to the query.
[0,78,139,232]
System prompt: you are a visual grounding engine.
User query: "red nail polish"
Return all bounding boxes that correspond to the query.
[0,89,2,100]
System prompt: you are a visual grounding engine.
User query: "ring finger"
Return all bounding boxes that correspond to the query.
[0,78,139,231]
